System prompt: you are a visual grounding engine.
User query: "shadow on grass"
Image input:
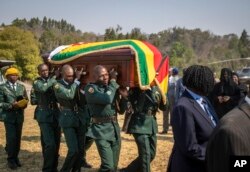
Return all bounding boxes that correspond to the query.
[0,144,99,172]
[21,135,40,142]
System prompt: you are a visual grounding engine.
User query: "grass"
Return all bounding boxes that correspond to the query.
[0,105,173,172]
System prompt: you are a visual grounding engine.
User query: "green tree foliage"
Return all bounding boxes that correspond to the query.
[104,25,147,41]
[238,30,250,58]
[169,42,195,67]
[2,17,249,73]
[0,26,42,80]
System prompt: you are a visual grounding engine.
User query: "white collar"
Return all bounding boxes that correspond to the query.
[245,96,250,105]
[8,81,17,86]
[62,79,69,85]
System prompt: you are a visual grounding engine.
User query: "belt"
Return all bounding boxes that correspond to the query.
[38,103,58,109]
[92,116,117,124]
[59,105,79,112]
[144,109,156,116]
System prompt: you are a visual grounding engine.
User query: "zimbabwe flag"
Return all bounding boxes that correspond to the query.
[48,39,169,103]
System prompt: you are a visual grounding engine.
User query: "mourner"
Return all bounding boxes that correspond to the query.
[211,68,240,119]
[30,64,61,172]
[53,64,85,172]
[167,65,218,172]
[0,67,28,170]
[206,87,250,172]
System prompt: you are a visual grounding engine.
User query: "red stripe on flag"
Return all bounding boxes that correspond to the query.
[142,41,162,70]
[156,56,169,83]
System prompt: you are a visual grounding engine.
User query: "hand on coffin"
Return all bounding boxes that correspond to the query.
[75,68,84,80]
[54,67,61,79]
[110,68,118,80]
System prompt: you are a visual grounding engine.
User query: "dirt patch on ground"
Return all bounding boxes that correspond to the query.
[0,106,173,172]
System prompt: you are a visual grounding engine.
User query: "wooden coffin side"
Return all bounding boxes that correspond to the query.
[46,48,137,87]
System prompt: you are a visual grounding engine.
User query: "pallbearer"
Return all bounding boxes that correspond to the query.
[31,64,61,172]
[85,65,127,172]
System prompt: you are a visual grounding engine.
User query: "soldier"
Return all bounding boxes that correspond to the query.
[30,64,61,172]
[121,82,167,172]
[77,79,94,169]
[84,65,126,172]
[0,67,28,170]
[53,64,84,172]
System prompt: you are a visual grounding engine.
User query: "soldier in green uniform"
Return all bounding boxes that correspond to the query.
[53,64,85,172]
[121,83,167,172]
[0,67,28,170]
[77,82,94,169]
[30,64,61,172]
[84,65,126,172]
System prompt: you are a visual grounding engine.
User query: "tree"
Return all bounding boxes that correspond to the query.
[130,27,147,40]
[0,26,42,80]
[238,30,250,58]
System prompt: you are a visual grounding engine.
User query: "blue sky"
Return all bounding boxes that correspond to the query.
[0,0,249,36]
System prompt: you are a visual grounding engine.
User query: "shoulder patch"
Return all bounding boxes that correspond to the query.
[54,84,60,90]
[106,90,112,95]
[34,80,37,84]
[88,87,94,93]
[155,91,160,95]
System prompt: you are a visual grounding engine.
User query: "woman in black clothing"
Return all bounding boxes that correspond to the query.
[211,68,241,119]
[232,72,248,103]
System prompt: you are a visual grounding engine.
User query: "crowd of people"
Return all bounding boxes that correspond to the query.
[163,66,250,172]
[0,63,250,172]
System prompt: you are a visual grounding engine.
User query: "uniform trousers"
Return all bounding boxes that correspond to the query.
[4,121,23,165]
[95,138,121,172]
[60,124,85,172]
[124,133,157,172]
[39,121,61,172]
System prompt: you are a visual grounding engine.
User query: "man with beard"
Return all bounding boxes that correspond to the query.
[211,68,241,119]
[53,64,84,172]
[30,64,61,172]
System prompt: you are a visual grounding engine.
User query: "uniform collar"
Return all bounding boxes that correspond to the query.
[62,79,70,85]
[7,81,17,86]
[245,96,250,105]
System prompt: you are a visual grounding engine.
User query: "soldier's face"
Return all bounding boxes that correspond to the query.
[39,65,49,78]
[63,69,74,83]
[7,74,18,83]
[96,68,109,85]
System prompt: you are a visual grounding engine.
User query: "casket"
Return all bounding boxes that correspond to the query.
[44,48,136,87]
[44,40,169,100]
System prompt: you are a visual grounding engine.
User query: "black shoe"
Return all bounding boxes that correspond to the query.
[119,168,127,172]
[15,159,22,167]
[8,162,18,170]
[81,161,92,168]
[159,131,168,134]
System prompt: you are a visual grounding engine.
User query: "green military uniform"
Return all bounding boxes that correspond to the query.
[77,85,94,167]
[123,86,167,172]
[54,80,85,172]
[0,84,5,121]
[0,81,28,166]
[30,76,61,172]
[84,80,122,172]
